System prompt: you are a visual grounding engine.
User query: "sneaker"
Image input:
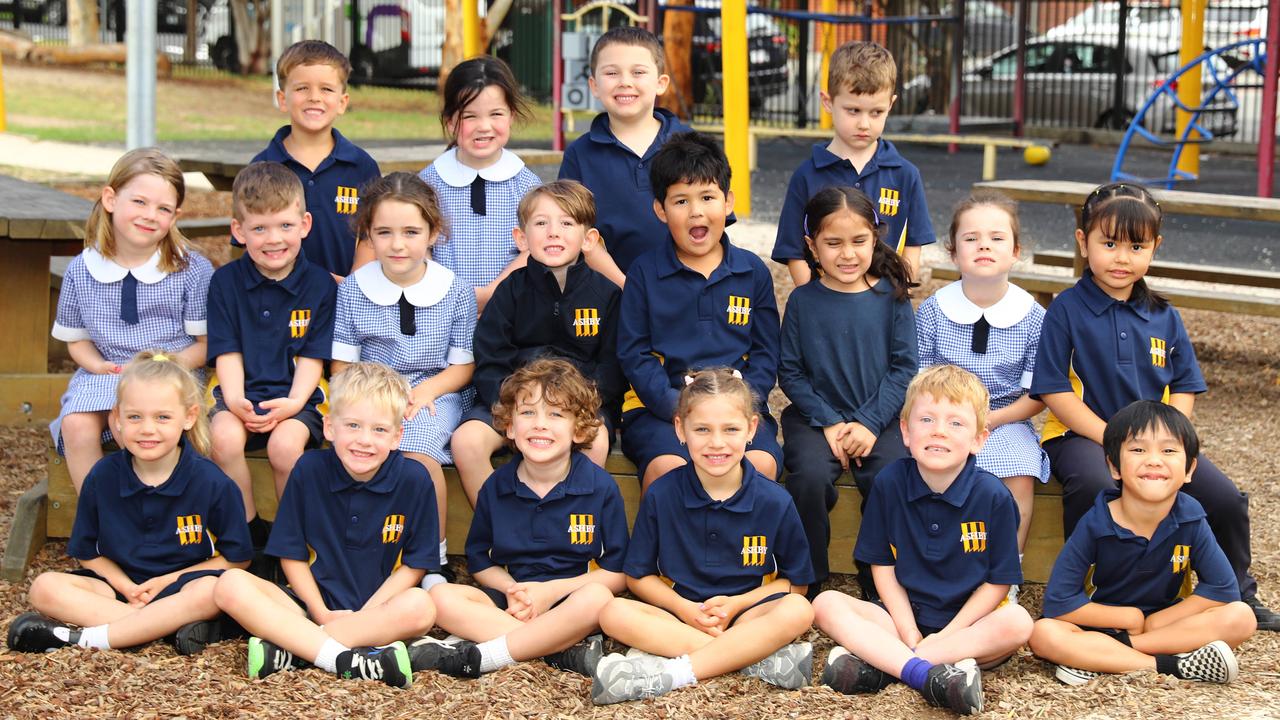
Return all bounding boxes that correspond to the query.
[246,636,305,679]
[1245,596,1280,632]
[741,641,813,690]
[1054,664,1101,686]
[1176,640,1239,684]
[543,634,604,676]
[7,612,75,653]
[592,652,676,705]
[172,619,222,656]
[407,635,481,678]
[821,646,892,694]
[336,642,413,688]
[921,658,983,715]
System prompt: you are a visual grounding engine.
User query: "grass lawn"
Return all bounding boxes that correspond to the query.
[1,63,556,144]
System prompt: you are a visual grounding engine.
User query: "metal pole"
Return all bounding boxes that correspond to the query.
[552,0,564,151]
[272,0,285,85]
[796,13,808,129]
[304,0,315,41]
[947,0,965,149]
[722,1,750,216]
[1176,0,1206,177]
[126,0,157,149]
[1258,0,1280,196]
[1013,0,1027,136]
[1112,0,1128,129]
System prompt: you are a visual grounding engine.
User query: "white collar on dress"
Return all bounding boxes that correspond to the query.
[353,259,454,307]
[82,247,169,284]
[935,280,1034,329]
[431,147,526,186]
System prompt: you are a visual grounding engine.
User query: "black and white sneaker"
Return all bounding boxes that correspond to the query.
[1176,640,1239,684]
[1054,664,1101,686]
[921,658,983,715]
[246,636,306,679]
[172,619,222,655]
[336,642,413,688]
[543,634,604,676]
[821,646,892,694]
[7,612,76,653]
[407,635,481,678]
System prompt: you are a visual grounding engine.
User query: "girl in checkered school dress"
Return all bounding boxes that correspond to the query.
[51,148,213,493]
[915,191,1049,559]
[419,56,541,313]
[331,172,476,581]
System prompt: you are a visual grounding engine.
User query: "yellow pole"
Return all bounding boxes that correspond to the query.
[462,0,482,58]
[818,0,837,129]
[723,2,751,217]
[1176,0,1206,177]
[0,51,6,133]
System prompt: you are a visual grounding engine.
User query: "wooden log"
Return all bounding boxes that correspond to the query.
[27,43,173,77]
[0,30,37,60]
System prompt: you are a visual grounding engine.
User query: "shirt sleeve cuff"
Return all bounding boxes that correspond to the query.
[447,347,474,365]
[51,322,90,342]
[184,320,208,336]
[332,342,361,363]
[1021,371,1034,389]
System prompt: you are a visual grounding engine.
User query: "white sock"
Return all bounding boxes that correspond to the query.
[478,635,514,673]
[420,573,448,590]
[439,539,448,566]
[663,654,697,689]
[313,637,349,673]
[77,624,110,650]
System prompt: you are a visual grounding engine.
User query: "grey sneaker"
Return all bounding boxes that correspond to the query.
[821,646,893,694]
[1054,664,1101,686]
[921,658,983,715]
[741,641,813,690]
[543,634,604,676]
[1176,640,1238,684]
[592,652,676,704]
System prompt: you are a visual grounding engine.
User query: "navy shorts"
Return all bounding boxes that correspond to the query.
[69,567,225,604]
[726,591,790,628]
[461,404,616,441]
[869,598,944,638]
[620,408,782,479]
[211,397,325,452]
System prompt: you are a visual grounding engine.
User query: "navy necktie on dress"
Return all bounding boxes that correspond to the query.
[971,315,991,354]
[398,293,416,336]
[470,175,486,216]
[119,273,139,325]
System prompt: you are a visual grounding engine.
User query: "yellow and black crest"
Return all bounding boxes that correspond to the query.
[573,308,600,337]
[175,514,204,545]
[1150,337,1167,368]
[726,295,751,326]
[382,514,405,544]
[878,187,901,217]
[741,535,768,567]
[1171,544,1191,574]
[960,521,987,553]
[335,186,359,215]
[568,514,596,545]
[289,309,312,338]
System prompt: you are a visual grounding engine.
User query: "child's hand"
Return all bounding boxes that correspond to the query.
[504,583,535,621]
[675,599,724,637]
[699,595,737,634]
[131,573,176,606]
[312,607,354,626]
[406,385,438,421]
[254,397,305,428]
[93,359,124,375]
[822,423,851,470]
[840,423,878,467]
[115,579,147,608]
[901,626,924,650]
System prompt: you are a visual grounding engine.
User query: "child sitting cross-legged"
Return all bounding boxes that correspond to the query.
[1030,400,1256,686]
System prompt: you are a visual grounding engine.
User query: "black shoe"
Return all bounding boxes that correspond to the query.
[921,659,983,715]
[1245,596,1280,632]
[247,636,307,679]
[248,516,273,548]
[804,579,825,603]
[543,634,603,676]
[407,636,481,678]
[820,647,892,694]
[438,563,457,584]
[7,612,77,653]
[172,619,222,655]
[336,642,413,688]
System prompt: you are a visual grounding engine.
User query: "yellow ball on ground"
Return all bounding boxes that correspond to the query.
[1024,145,1051,166]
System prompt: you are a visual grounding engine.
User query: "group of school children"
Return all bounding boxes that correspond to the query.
[5,27,1274,715]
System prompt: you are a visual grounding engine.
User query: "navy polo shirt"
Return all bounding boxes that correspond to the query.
[617,236,780,421]
[267,448,440,611]
[253,126,382,276]
[855,456,1022,629]
[68,441,252,584]
[1043,490,1239,617]
[623,460,814,602]
[1030,270,1206,442]
[207,254,336,407]
[772,140,935,265]
[466,452,629,582]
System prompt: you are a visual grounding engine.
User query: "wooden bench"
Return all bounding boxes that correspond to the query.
[1032,249,1280,290]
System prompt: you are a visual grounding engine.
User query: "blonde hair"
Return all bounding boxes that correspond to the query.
[901,365,990,430]
[116,350,210,455]
[232,162,305,221]
[492,358,602,451]
[277,39,351,88]
[86,148,190,273]
[828,40,897,97]
[517,179,596,228]
[675,368,758,423]
[329,362,411,420]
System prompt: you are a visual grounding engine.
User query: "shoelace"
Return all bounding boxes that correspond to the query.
[271,649,295,671]
[351,653,385,681]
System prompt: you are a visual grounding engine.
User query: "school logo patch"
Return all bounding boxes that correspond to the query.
[175,514,204,545]
[382,514,405,544]
[741,535,768,566]
[726,295,751,326]
[1150,337,1167,368]
[335,186,359,215]
[960,521,987,553]
[879,187,901,217]
[568,514,596,545]
[289,309,312,338]
[573,308,600,337]
[1171,544,1191,574]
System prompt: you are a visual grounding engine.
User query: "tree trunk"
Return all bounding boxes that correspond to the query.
[658,7,693,119]
[230,0,271,74]
[67,0,100,47]
[441,0,462,84]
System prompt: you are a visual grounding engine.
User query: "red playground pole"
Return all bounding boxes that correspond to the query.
[1257,0,1280,196]
[552,0,565,152]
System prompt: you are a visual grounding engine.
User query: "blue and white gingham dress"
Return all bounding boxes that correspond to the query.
[420,148,541,289]
[916,281,1051,482]
[332,260,477,463]
[50,248,213,449]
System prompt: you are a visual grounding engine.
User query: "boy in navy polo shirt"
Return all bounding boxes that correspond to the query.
[428,359,627,677]
[1030,401,1256,686]
[771,41,934,286]
[212,363,472,688]
[616,131,782,490]
[452,180,623,505]
[813,365,1032,716]
[208,162,334,545]
[559,26,692,287]
[253,40,381,279]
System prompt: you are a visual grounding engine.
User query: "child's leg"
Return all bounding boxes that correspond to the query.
[450,420,505,508]
[780,407,844,589]
[1135,600,1257,652]
[599,597,716,656]
[745,450,778,480]
[620,410,689,492]
[315,588,436,649]
[1042,435,1115,539]
[405,452,448,549]
[266,418,313,499]
[86,577,221,648]
[813,590,917,675]
[642,455,686,492]
[28,571,220,648]
[746,412,783,480]
[911,603,1034,667]
[1030,618,1157,673]
[210,409,255,520]
[29,571,137,628]
[1002,475,1035,553]
[584,423,611,469]
[214,568,331,661]
[1179,455,1257,601]
[61,411,109,494]
[432,582,613,660]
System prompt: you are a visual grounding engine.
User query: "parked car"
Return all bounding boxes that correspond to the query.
[920,1,1027,58]
[10,0,207,31]
[348,0,444,83]
[689,4,789,108]
[1045,2,1178,42]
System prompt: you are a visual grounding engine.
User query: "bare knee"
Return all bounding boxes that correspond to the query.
[213,569,256,614]
[210,416,247,461]
[1220,601,1258,646]
[996,602,1035,644]
[28,572,67,610]
[746,450,777,480]
[811,589,851,625]
[597,597,633,634]
[393,587,436,635]
[642,456,684,491]
[266,431,305,470]
[771,593,815,635]
[183,577,221,617]
[1029,618,1069,657]
[571,582,617,613]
